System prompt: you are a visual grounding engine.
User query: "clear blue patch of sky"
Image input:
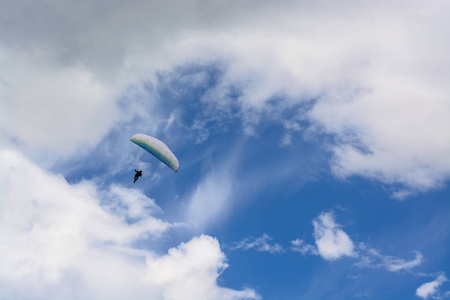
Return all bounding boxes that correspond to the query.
[215,175,450,299]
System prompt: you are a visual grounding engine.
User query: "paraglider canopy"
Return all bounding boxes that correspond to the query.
[130,134,179,172]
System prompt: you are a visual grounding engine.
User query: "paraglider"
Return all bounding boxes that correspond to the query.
[134,170,142,183]
[130,134,179,173]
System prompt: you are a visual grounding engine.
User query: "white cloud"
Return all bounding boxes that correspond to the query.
[0,149,167,290]
[272,235,423,274]
[357,244,423,272]
[292,236,423,273]
[185,164,235,229]
[0,0,195,155]
[290,239,318,255]
[380,251,423,272]
[416,275,448,299]
[204,1,450,194]
[0,53,120,155]
[143,235,259,300]
[104,184,162,220]
[0,149,255,300]
[311,86,450,193]
[2,0,449,192]
[194,1,450,194]
[232,234,284,254]
[307,212,423,272]
[312,212,355,260]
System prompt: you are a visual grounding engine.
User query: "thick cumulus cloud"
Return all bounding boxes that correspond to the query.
[144,235,259,300]
[0,53,119,154]
[313,212,355,260]
[0,149,169,299]
[0,149,257,300]
[416,274,448,299]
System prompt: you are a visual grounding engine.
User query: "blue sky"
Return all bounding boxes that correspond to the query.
[1,1,450,300]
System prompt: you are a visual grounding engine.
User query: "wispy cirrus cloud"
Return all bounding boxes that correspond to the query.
[231,234,284,254]
[357,243,424,272]
[290,239,318,255]
[185,166,235,230]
